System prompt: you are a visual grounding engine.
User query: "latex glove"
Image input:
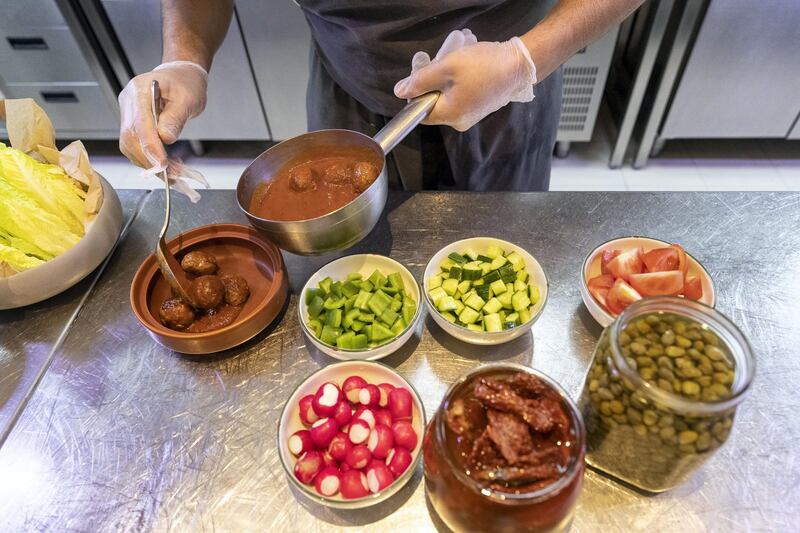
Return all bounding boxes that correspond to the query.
[118,61,210,202]
[394,29,537,132]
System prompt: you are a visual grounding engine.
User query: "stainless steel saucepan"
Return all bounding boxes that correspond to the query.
[236,92,438,255]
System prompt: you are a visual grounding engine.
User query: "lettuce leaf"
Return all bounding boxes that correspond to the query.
[0,243,45,273]
[0,228,53,260]
[0,144,86,236]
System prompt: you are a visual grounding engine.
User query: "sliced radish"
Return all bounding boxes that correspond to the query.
[321,450,338,469]
[388,388,413,421]
[340,470,369,499]
[288,430,314,456]
[359,384,380,407]
[374,408,393,428]
[339,462,352,473]
[331,400,353,427]
[367,423,394,459]
[313,382,343,418]
[328,432,352,461]
[377,383,395,407]
[310,417,338,448]
[366,463,395,494]
[345,445,372,470]
[298,394,319,426]
[348,419,371,444]
[294,450,322,485]
[391,420,418,450]
[314,467,342,497]
[353,407,376,429]
[342,376,367,404]
[385,447,413,477]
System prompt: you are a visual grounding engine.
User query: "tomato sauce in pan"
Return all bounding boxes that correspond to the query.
[249,151,382,221]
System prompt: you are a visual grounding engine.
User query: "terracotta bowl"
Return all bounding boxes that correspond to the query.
[130,223,289,354]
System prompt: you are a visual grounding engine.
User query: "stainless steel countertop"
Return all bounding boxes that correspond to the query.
[0,191,798,532]
[0,190,147,443]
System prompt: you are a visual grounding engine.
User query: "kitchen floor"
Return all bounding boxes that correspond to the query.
[89,124,800,192]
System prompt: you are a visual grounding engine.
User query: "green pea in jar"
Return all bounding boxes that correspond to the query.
[579,296,755,492]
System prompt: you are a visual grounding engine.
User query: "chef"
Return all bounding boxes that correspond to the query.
[119,0,642,191]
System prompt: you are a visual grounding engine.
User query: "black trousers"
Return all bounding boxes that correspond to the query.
[306,44,562,191]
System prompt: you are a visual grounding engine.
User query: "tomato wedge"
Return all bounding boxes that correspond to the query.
[683,276,703,300]
[605,247,644,282]
[629,271,684,297]
[588,274,615,309]
[601,249,621,275]
[671,244,689,276]
[605,279,642,315]
[642,247,680,272]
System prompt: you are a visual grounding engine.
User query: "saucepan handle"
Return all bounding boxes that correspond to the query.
[373,92,440,155]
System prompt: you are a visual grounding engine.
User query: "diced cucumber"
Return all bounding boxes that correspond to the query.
[429,274,443,290]
[347,273,363,281]
[467,323,484,332]
[429,286,447,306]
[354,290,372,311]
[482,270,501,284]
[352,334,368,349]
[343,308,360,328]
[442,278,459,296]
[505,283,514,295]
[402,300,416,325]
[358,312,375,323]
[459,307,481,324]
[463,247,479,261]
[484,297,503,314]
[518,307,532,324]
[381,284,399,296]
[341,281,360,298]
[336,331,355,349]
[437,296,458,312]
[390,317,407,335]
[512,290,531,312]
[369,322,395,342]
[490,279,507,295]
[367,290,393,316]
[440,311,457,323]
[498,290,513,309]
[506,251,524,272]
[331,281,343,298]
[380,307,398,327]
[515,270,529,283]
[323,296,346,310]
[388,272,404,290]
[320,325,342,345]
[389,298,402,312]
[461,264,482,280]
[305,288,324,305]
[308,296,324,318]
[440,257,455,272]
[474,284,491,301]
[490,256,508,270]
[486,245,503,259]
[514,279,527,292]
[448,252,468,264]
[457,280,472,295]
[464,293,486,311]
[368,269,387,288]
[484,313,502,332]
[506,312,520,325]
[308,318,323,337]
[499,265,517,283]
[326,308,343,328]
[480,262,492,275]
[318,277,333,294]
[477,254,493,263]
[351,320,365,332]
[360,280,374,292]
[448,266,463,281]
[473,279,484,286]
[529,285,541,304]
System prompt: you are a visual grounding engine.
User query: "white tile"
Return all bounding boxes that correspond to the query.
[551,168,627,191]
[622,168,707,191]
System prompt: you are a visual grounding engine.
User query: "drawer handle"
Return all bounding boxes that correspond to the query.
[7,37,48,50]
[41,91,79,103]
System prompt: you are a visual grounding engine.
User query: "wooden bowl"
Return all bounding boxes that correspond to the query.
[130,223,289,354]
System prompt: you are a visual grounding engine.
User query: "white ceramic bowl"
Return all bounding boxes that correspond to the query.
[423,237,549,346]
[298,254,423,360]
[0,177,122,309]
[277,360,426,509]
[580,236,716,327]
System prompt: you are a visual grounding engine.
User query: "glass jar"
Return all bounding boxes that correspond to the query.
[424,363,585,533]
[579,297,755,492]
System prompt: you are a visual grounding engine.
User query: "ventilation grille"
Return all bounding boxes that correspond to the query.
[558,66,598,133]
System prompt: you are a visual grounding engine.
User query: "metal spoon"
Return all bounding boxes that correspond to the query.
[151,80,196,307]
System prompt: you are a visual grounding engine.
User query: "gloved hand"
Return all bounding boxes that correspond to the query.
[394,29,537,132]
[118,61,210,202]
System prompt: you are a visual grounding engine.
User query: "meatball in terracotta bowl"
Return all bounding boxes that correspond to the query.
[131,223,289,354]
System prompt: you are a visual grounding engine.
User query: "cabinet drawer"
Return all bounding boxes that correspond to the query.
[0,27,95,83]
[3,83,119,133]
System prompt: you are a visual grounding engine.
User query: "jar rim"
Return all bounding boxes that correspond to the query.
[609,296,756,416]
[434,362,586,504]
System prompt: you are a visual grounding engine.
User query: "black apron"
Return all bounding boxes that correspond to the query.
[299,0,562,191]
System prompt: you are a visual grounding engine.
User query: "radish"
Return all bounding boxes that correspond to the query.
[367,424,394,459]
[345,444,372,469]
[388,388,412,421]
[385,447,413,477]
[332,401,353,427]
[314,467,342,497]
[288,430,314,456]
[340,470,369,499]
[348,419,371,444]
[374,408,393,428]
[359,384,380,407]
[327,432,352,461]
[294,450,322,485]
[310,418,338,448]
[312,382,343,418]
[391,420,418,450]
[342,376,367,404]
[298,394,319,426]
[321,450,338,470]
[353,407,376,429]
[366,463,395,494]
[377,383,395,407]
[339,462,352,473]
